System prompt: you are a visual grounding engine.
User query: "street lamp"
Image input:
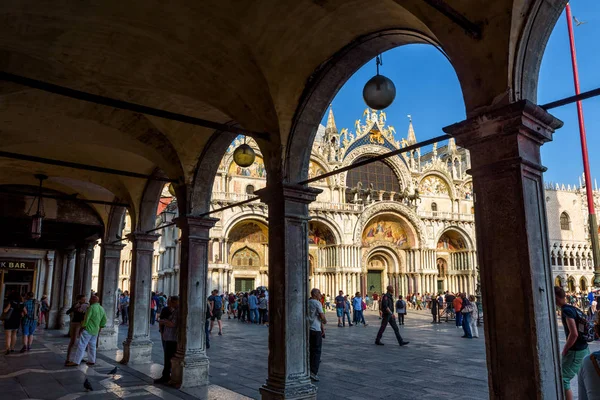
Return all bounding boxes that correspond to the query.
[362,54,396,110]
[29,174,47,240]
[233,137,256,167]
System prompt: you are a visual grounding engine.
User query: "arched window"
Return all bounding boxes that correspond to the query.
[246,185,255,195]
[248,257,253,266]
[237,259,241,266]
[345,157,401,203]
[560,212,570,230]
[431,202,438,215]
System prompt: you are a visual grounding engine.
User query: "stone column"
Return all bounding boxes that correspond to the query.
[257,184,320,400]
[59,250,76,328]
[72,246,86,303]
[48,251,62,329]
[121,232,159,364]
[444,100,563,398]
[82,240,96,298]
[170,216,217,388]
[98,243,126,351]
[44,251,55,298]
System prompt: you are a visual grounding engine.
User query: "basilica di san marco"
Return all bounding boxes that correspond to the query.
[99,108,599,301]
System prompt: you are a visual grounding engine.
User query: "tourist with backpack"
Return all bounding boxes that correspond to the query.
[20,292,40,352]
[555,286,589,400]
[208,289,224,335]
[2,291,23,354]
[396,295,407,325]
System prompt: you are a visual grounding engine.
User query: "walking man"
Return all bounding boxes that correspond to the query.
[335,290,345,327]
[155,296,178,384]
[20,292,40,352]
[308,288,326,382]
[555,286,589,400]
[66,295,106,367]
[208,289,224,335]
[375,286,409,346]
[248,290,259,324]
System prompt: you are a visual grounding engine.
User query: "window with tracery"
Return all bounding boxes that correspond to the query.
[345,158,401,203]
[560,212,570,230]
[431,202,438,214]
[246,185,255,195]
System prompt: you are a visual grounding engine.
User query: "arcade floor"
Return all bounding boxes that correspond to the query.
[1,310,597,399]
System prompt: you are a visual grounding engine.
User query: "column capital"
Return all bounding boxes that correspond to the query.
[126,232,159,250]
[443,100,563,174]
[175,215,218,240]
[101,243,126,258]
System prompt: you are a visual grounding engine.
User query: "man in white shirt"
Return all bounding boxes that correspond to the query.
[308,288,327,382]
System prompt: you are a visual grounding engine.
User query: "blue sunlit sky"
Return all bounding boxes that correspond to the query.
[321,2,599,187]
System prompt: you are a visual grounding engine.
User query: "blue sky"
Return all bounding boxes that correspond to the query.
[322,2,599,186]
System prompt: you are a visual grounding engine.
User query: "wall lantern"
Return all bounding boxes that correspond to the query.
[233,137,256,167]
[362,54,396,110]
[29,174,47,240]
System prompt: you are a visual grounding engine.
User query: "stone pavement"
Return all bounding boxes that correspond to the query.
[2,310,599,399]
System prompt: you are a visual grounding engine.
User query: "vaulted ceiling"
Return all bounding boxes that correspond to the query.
[0,0,566,234]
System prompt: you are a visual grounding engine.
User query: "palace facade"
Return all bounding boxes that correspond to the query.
[91,108,599,298]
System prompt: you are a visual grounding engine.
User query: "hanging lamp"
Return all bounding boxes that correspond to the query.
[233,136,256,167]
[362,54,396,110]
[29,174,47,240]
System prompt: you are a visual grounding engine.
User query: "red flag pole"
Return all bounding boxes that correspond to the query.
[565,3,600,286]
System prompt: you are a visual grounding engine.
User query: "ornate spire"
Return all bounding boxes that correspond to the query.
[406,114,416,145]
[325,105,338,135]
[448,137,458,154]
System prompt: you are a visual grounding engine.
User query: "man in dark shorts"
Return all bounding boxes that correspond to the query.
[208,289,223,336]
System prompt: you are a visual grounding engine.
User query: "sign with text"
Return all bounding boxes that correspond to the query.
[0,260,36,270]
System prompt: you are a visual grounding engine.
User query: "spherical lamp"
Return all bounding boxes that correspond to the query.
[363,74,396,110]
[233,143,256,167]
[168,183,176,197]
[362,54,396,110]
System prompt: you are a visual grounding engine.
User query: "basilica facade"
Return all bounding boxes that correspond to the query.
[92,108,599,298]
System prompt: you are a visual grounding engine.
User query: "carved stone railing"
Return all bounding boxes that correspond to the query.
[418,211,475,222]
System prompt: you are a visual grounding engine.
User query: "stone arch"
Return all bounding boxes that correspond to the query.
[137,173,169,232]
[340,146,411,191]
[435,226,474,251]
[418,172,456,199]
[104,206,127,243]
[513,0,569,103]
[554,275,563,287]
[285,28,452,184]
[231,246,261,268]
[189,130,238,215]
[309,216,342,246]
[566,276,576,292]
[579,276,588,292]
[362,245,403,275]
[223,213,269,240]
[354,201,426,248]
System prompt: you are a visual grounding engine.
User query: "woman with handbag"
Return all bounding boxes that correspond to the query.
[468,295,479,338]
[2,291,23,355]
[460,294,473,339]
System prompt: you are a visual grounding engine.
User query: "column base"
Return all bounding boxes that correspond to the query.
[170,351,209,389]
[120,338,152,364]
[98,326,118,350]
[259,379,317,400]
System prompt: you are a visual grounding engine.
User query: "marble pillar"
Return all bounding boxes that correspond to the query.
[444,100,563,398]
[121,232,159,364]
[257,184,320,400]
[171,216,217,388]
[72,246,86,303]
[44,251,55,298]
[82,240,96,298]
[60,250,77,325]
[98,243,126,351]
[48,251,62,329]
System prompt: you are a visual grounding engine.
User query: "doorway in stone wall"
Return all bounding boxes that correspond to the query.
[235,278,255,293]
[367,270,382,295]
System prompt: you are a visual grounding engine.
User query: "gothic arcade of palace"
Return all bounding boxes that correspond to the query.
[89,108,600,298]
